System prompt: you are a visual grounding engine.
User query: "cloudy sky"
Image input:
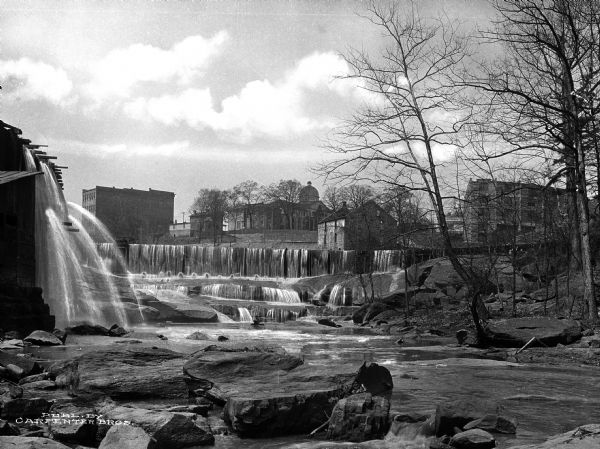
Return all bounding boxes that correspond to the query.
[0,0,492,216]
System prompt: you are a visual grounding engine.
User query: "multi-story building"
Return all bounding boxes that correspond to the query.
[463,178,567,244]
[82,186,175,243]
[317,200,398,250]
[226,181,330,232]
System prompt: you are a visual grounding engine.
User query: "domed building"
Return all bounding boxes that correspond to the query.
[227,181,330,233]
[299,181,319,203]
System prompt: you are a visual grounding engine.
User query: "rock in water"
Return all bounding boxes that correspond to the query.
[434,399,501,437]
[354,362,393,396]
[65,323,110,336]
[24,330,63,346]
[0,436,71,448]
[317,318,341,328]
[183,343,357,437]
[185,331,210,341]
[326,393,390,442]
[464,414,517,434]
[506,424,600,448]
[99,425,156,449]
[483,317,582,347]
[450,428,496,448]
[108,325,128,337]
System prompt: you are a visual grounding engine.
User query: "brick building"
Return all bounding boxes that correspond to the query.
[317,200,397,250]
[227,181,330,233]
[463,179,567,244]
[82,186,175,243]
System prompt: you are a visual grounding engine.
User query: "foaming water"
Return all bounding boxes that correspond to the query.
[238,307,253,322]
[33,156,129,328]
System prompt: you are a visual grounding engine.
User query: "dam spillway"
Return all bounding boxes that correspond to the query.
[98,244,405,278]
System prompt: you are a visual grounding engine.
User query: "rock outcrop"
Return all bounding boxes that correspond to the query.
[49,346,188,400]
[0,436,71,448]
[326,393,390,442]
[183,343,359,437]
[24,330,63,346]
[507,424,600,448]
[97,400,214,448]
[483,317,582,347]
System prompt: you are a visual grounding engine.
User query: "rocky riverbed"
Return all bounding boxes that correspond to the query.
[0,316,599,449]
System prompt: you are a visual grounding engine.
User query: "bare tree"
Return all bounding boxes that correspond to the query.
[317,1,493,332]
[190,188,230,244]
[465,0,600,321]
[231,180,264,229]
[264,179,303,229]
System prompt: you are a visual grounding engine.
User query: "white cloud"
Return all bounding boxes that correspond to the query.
[0,58,73,105]
[123,51,372,141]
[384,141,457,163]
[85,31,228,102]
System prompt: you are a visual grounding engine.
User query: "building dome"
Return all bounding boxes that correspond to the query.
[299,181,319,203]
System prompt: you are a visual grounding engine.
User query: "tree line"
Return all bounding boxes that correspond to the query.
[317,0,600,324]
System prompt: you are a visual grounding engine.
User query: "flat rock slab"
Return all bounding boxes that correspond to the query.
[483,317,582,347]
[0,436,71,448]
[183,343,358,437]
[508,424,600,449]
[49,346,188,400]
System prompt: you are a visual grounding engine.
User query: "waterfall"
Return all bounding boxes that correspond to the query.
[32,151,129,328]
[125,245,357,278]
[199,284,301,303]
[261,287,301,304]
[328,284,360,307]
[237,307,253,322]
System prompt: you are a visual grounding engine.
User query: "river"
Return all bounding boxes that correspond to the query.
[136,321,600,449]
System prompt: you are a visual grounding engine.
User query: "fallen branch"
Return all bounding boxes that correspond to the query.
[515,336,548,355]
[309,411,331,436]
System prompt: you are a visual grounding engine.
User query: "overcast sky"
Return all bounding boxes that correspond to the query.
[0,0,493,217]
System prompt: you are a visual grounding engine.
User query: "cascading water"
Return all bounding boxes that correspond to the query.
[237,307,253,322]
[200,284,301,303]
[126,244,356,278]
[30,148,129,328]
[327,283,362,307]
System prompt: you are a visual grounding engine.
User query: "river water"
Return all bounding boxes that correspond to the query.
[143,321,600,449]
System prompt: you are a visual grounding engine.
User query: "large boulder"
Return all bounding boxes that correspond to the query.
[23,331,63,346]
[49,346,188,400]
[98,425,155,449]
[0,397,51,419]
[183,343,359,437]
[423,259,464,290]
[97,401,214,448]
[450,428,496,448]
[0,351,41,381]
[464,414,517,434]
[0,380,23,402]
[483,317,582,347]
[507,424,600,448]
[48,402,97,445]
[0,436,71,448]
[326,393,390,442]
[434,399,501,437]
[65,323,110,336]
